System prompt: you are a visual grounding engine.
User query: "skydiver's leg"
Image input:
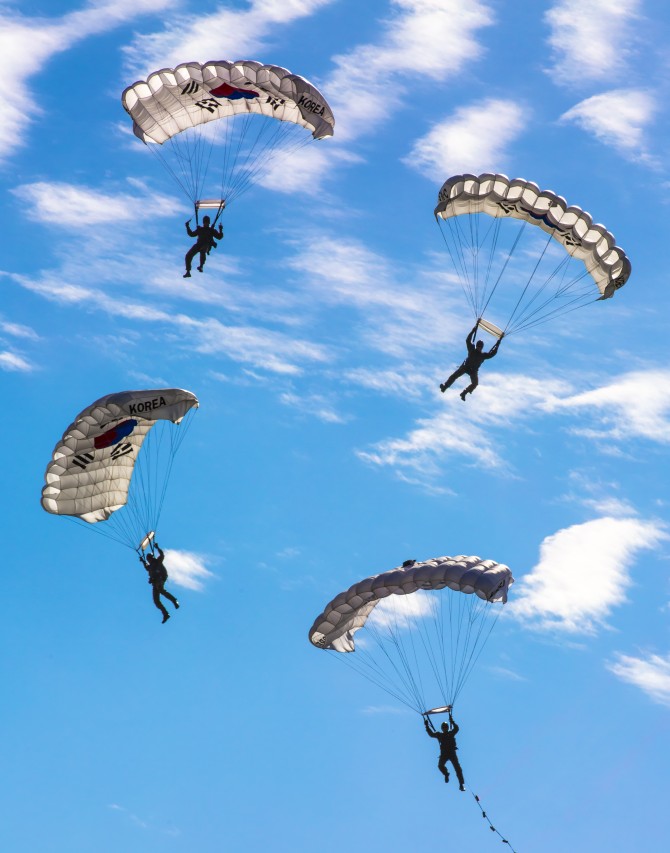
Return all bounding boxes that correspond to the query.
[152,585,170,622]
[437,755,450,783]
[197,249,207,272]
[460,372,479,399]
[440,365,467,393]
[184,245,198,277]
[160,587,180,609]
[449,753,465,789]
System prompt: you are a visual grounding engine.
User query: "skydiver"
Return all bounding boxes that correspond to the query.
[183,215,223,278]
[424,709,466,790]
[439,320,502,400]
[139,543,179,624]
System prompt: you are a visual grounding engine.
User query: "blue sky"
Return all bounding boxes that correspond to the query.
[2,1,670,850]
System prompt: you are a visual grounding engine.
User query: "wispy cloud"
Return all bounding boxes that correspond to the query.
[279,391,348,424]
[510,517,668,633]
[0,319,39,340]
[0,0,175,161]
[608,651,670,706]
[545,369,670,444]
[8,264,330,375]
[163,549,214,591]
[0,350,34,372]
[123,0,335,77]
[560,89,657,164]
[329,0,494,142]
[404,98,527,181]
[545,0,641,85]
[358,372,570,486]
[13,180,180,227]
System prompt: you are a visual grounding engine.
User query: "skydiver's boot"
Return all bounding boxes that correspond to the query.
[440,383,447,392]
[161,610,170,624]
[459,390,467,401]
[183,271,191,278]
[459,785,466,791]
[197,265,204,272]
[174,600,180,609]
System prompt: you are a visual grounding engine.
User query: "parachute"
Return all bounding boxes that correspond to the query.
[434,173,631,338]
[41,389,198,551]
[122,60,335,217]
[309,555,514,714]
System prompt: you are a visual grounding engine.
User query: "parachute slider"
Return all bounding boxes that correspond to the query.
[477,318,504,339]
[423,705,452,716]
[138,530,156,552]
[195,199,226,211]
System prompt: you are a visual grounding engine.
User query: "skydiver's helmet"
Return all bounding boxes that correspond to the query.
[203,215,211,225]
[146,553,157,564]
[476,340,484,350]
[441,722,450,732]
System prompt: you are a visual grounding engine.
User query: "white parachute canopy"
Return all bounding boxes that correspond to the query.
[122,60,335,209]
[41,389,198,550]
[309,556,514,713]
[434,173,631,337]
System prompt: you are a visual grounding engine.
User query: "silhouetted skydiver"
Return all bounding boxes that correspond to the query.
[424,710,466,790]
[139,543,179,624]
[183,215,223,278]
[440,320,502,400]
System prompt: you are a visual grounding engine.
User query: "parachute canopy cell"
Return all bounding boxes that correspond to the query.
[41,389,198,524]
[122,61,334,207]
[434,173,631,336]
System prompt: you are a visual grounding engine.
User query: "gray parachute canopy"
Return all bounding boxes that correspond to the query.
[309,556,514,711]
[122,60,334,207]
[434,173,630,336]
[41,389,198,547]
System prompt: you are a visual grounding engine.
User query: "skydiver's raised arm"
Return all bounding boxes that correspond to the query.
[185,219,198,238]
[424,718,439,738]
[154,544,164,560]
[449,713,459,734]
[215,223,223,239]
[484,336,503,359]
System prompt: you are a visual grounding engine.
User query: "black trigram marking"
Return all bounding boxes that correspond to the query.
[110,442,134,460]
[266,95,286,111]
[194,97,220,113]
[181,80,200,96]
[72,452,94,470]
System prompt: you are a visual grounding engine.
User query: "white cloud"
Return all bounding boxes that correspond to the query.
[369,590,435,630]
[545,369,670,443]
[0,319,39,340]
[13,181,180,227]
[9,269,330,376]
[545,0,641,84]
[404,98,527,180]
[329,0,494,142]
[0,350,34,372]
[357,372,570,486]
[123,0,335,76]
[279,391,348,424]
[163,549,214,591]
[511,517,668,633]
[0,0,175,160]
[608,651,670,706]
[561,89,657,163]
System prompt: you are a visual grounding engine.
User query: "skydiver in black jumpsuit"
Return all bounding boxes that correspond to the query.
[440,321,502,400]
[424,710,466,790]
[183,215,223,278]
[139,543,179,623]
